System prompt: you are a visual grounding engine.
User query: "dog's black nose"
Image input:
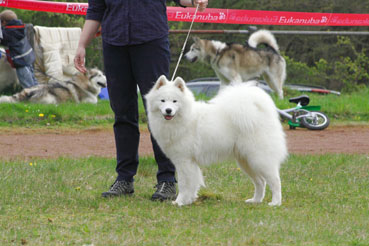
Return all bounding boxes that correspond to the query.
[166,108,172,114]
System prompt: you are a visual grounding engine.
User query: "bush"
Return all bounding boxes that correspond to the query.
[285,36,369,92]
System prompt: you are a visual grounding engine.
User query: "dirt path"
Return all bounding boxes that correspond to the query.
[0,125,368,161]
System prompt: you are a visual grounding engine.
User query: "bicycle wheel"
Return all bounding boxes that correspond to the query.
[300,111,330,130]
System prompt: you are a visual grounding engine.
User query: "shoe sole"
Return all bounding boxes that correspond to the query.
[151,195,176,201]
[101,191,134,198]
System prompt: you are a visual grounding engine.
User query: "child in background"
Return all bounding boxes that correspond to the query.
[0,10,38,88]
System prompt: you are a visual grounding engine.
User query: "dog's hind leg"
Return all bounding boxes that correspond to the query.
[237,159,266,204]
[260,166,282,206]
[266,57,286,99]
[246,175,266,204]
[173,161,204,206]
[263,71,284,99]
[266,174,282,206]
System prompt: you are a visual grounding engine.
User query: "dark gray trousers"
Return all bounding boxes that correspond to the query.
[102,37,176,183]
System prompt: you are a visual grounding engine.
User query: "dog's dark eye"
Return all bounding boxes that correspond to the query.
[173,100,177,103]
[161,99,165,103]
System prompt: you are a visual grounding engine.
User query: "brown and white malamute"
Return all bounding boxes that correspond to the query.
[0,68,107,104]
[184,30,286,98]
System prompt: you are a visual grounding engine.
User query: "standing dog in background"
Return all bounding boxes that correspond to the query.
[184,30,286,98]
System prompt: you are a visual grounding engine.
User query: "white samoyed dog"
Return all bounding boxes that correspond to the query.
[145,75,288,206]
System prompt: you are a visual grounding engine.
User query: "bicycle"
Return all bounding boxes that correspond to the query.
[278,95,330,130]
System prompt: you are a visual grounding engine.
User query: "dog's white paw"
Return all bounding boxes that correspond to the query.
[172,200,183,206]
[173,195,196,206]
[268,201,281,206]
[245,198,262,204]
[173,199,189,206]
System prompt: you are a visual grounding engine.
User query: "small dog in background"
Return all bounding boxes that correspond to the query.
[184,29,286,98]
[0,68,107,104]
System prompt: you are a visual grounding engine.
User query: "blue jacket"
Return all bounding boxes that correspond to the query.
[0,19,35,68]
[86,0,184,46]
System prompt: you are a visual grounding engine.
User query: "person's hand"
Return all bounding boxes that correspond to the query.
[194,0,208,12]
[74,46,87,73]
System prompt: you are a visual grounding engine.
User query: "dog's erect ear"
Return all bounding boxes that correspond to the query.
[155,75,168,90]
[193,36,200,43]
[84,68,91,76]
[173,77,186,92]
[87,69,96,79]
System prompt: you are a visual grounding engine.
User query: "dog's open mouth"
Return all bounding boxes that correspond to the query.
[97,82,107,88]
[190,57,198,63]
[164,115,174,120]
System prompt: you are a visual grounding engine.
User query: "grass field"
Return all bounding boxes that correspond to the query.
[274,87,369,123]
[0,87,368,245]
[0,87,368,128]
[0,154,368,245]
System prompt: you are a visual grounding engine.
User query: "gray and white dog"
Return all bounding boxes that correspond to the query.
[185,30,286,98]
[0,68,107,104]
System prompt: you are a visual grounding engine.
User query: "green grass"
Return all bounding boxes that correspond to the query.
[274,87,369,123]
[1,88,368,128]
[1,154,368,245]
[0,100,113,128]
[0,98,146,128]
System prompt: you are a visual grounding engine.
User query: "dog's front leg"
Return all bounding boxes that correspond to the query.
[218,67,243,85]
[172,161,204,206]
[212,68,231,86]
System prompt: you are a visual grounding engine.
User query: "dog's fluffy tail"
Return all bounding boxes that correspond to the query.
[248,30,279,52]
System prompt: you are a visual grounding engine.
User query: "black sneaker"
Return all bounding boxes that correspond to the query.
[151,181,177,201]
[101,180,134,198]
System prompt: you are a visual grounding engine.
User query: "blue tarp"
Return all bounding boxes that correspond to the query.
[98,87,109,100]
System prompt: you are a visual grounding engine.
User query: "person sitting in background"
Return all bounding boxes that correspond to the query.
[0,10,38,88]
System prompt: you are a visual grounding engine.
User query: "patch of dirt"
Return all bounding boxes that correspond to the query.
[285,125,369,154]
[0,125,368,161]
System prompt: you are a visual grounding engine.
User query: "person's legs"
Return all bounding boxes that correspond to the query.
[15,65,38,88]
[29,65,38,85]
[102,42,140,185]
[130,37,176,185]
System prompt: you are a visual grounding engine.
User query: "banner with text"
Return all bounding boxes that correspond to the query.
[1,0,369,26]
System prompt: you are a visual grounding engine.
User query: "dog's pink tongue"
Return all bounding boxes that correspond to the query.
[165,115,173,120]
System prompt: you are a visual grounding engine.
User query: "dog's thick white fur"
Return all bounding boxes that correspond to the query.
[145,75,288,206]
